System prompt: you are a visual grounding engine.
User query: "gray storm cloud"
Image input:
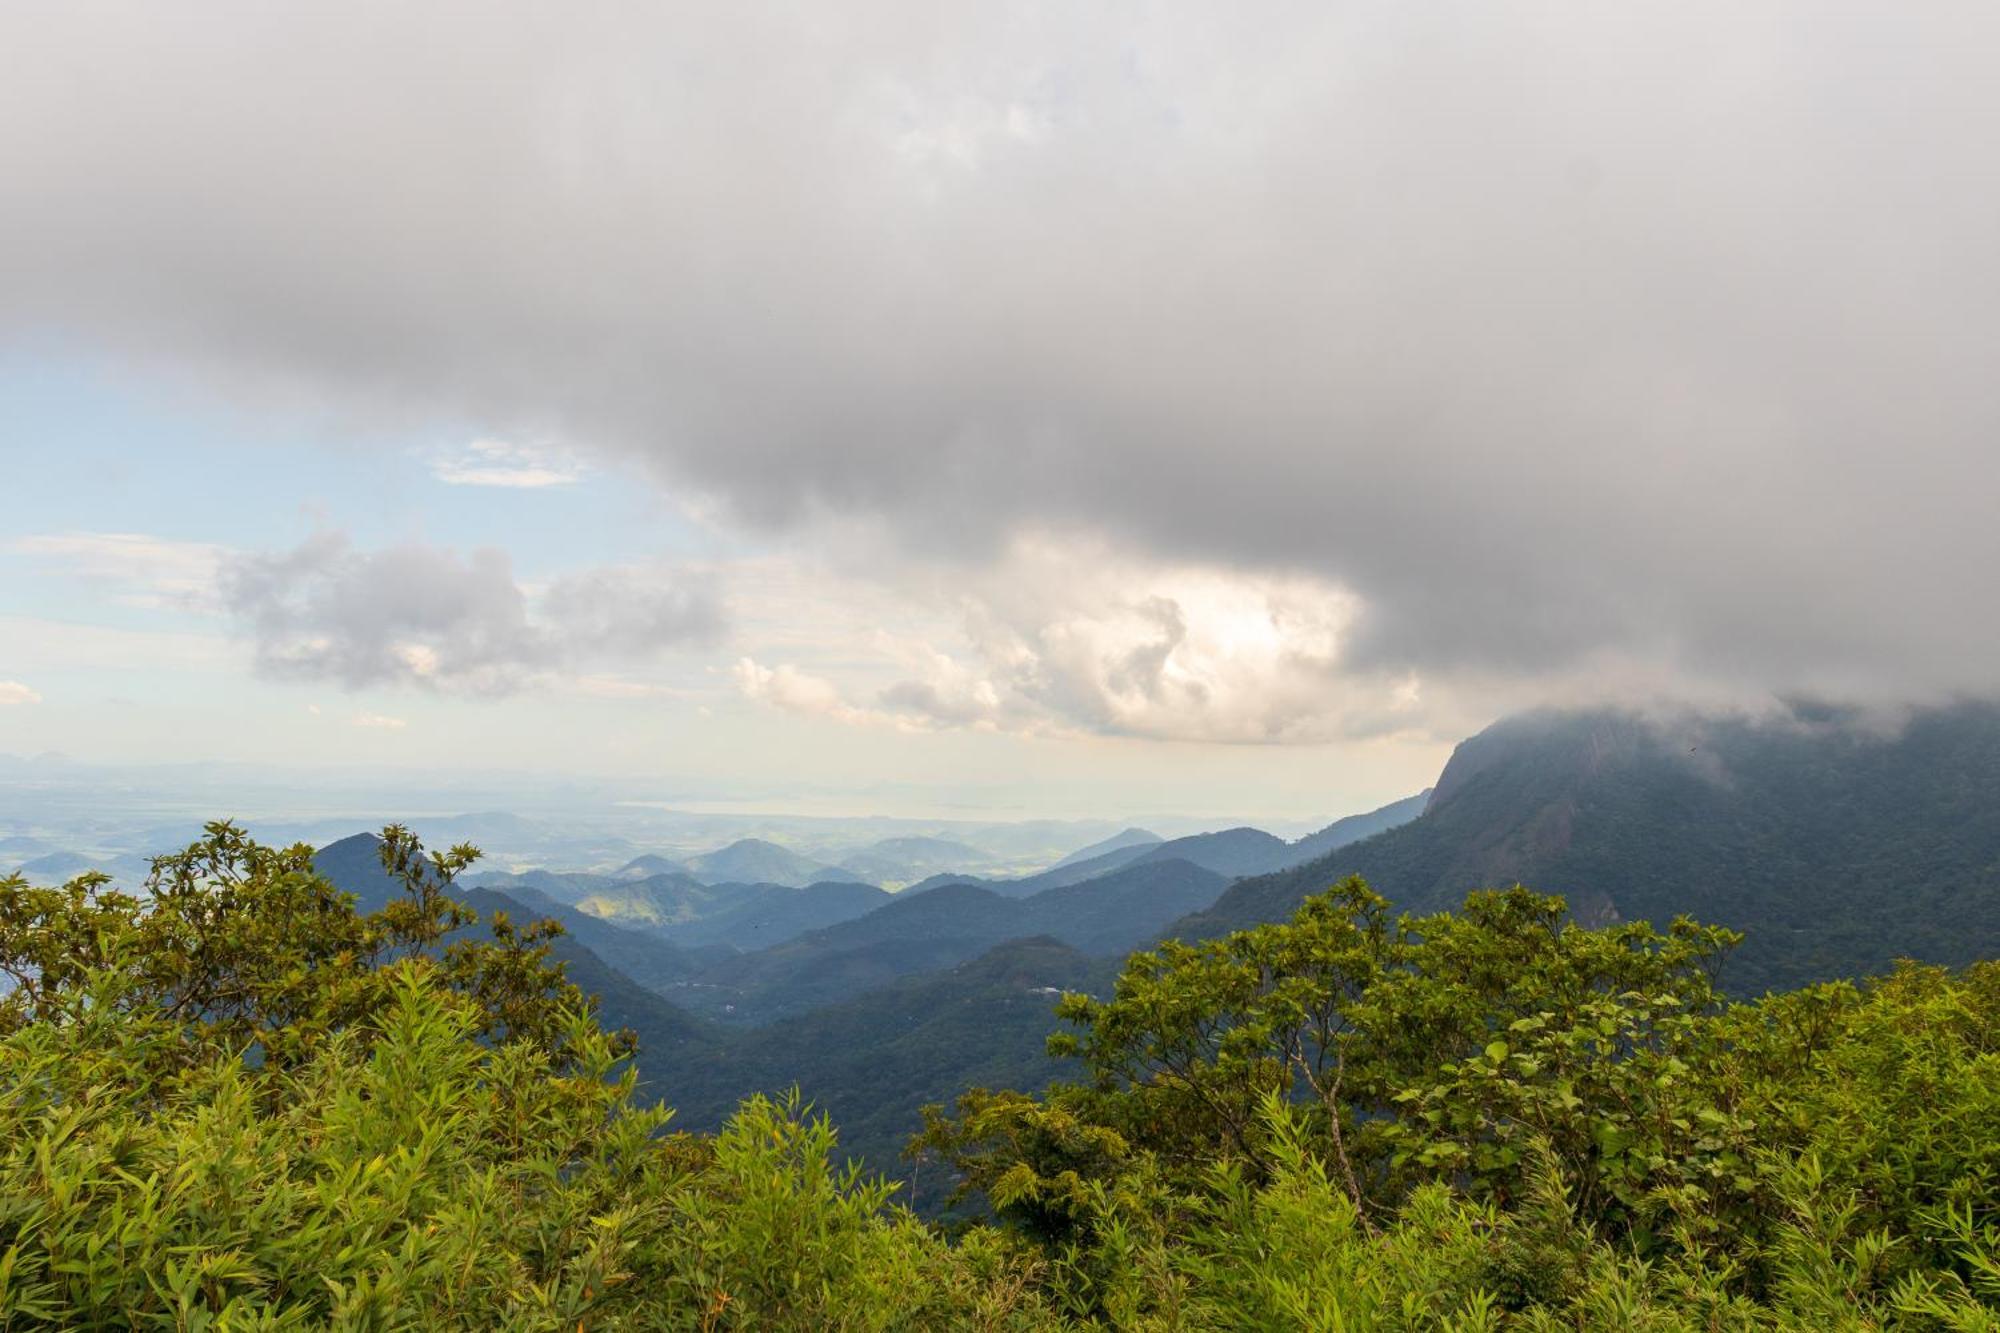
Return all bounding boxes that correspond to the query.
[6,2,2000,709]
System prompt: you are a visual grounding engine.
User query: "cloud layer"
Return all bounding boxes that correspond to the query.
[219,534,723,692]
[6,3,1997,720]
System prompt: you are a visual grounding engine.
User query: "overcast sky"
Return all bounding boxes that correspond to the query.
[2,2,1995,820]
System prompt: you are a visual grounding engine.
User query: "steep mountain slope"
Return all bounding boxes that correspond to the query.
[465,884,729,993]
[1128,827,1291,878]
[1013,857,1230,955]
[1049,827,1163,870]
[1280,790,1432,866]
[452,886,716,1058]
[1178,704,2000,992]
[310,835,715,1062]
[311,833,415,912]
[679,858,1227,1022]
[686,837,854,887]
[311,833,1084,1178]
[667,936,1112,1184]
[952,828,1285,899]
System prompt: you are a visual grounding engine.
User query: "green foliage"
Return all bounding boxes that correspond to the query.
[0,824,1055,1329]
[4,822,1997,1328]
[0,821,609,1072]
[925,878,2000,1327]
[947,879,1743,1243]
[0,962,1053,1329]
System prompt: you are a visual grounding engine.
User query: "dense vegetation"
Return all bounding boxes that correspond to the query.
[3,823,1996,1327]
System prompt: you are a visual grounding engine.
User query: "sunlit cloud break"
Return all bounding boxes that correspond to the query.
[0,681,43,707]
[430,440,581,489]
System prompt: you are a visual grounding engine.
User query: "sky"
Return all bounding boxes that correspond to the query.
[2,2,1996,823]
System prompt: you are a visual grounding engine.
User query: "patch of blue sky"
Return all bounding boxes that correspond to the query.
[0,348,718,592]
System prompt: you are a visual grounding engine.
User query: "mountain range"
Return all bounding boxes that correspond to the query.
[229,700,2000,1182]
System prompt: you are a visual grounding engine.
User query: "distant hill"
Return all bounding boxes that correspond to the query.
[309,832,1082,1179]
[687,838,855,888]
[0,848,154,886]
[835,836,991,887]
[0,834,56,859]
[310,835,714,1064]
[943,801,1428,900]
[613,853,688,880]
[1177,704,2000,993]
[461,867,619,905]
[1128,826,1291,878]
[654,880,893,950]
[572,873,739,927]
[311,833,412,913]
[679,858,1227,1022]
[473,862,893,950]
[941,830,1273,900]
[1048,827,1162,871]
[465,884,730,993]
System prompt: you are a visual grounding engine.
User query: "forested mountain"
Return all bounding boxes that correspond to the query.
[461,865,623,905]
[674,858,1227,1022]
[459,884,730,992]
[834,835,990,886]
[1285,789,1433,862]
[309,833,1123,1180]
[665,936,1113,1182]
[569,872,758,926]
[460,886,717,1061]
[686,837,854,887]
[1181,703,2000,991]
[290,704,2000,1206]
[914,794,1430,899]
[1047,826,1161,869]
[612,852,687,879]
[651,879,895,950]
[312,835,717,1060]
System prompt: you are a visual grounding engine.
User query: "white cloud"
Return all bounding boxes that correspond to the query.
[8,532,230,610]
[733,657,875,726]
[728,536,1435,744]
[0,681,42,706]
[349,712,407,730]
[430,440,581,489]
[219,532,724,692]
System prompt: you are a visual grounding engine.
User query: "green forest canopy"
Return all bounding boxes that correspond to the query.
[2,823,1996,1329]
